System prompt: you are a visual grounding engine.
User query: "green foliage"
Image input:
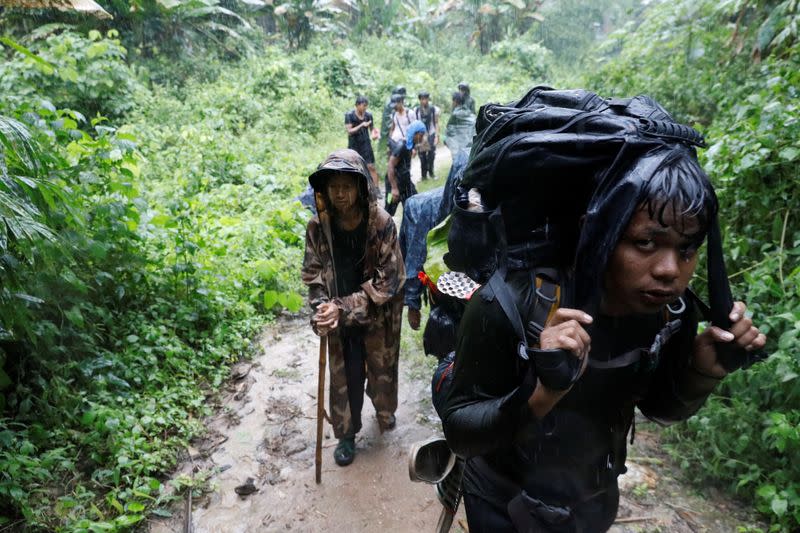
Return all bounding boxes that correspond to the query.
[273,0,349,49]
[0,116,61,254]
[0,28,343,530]
[0,28,141,118]
[490,36,551,79]
[586,0,800,529]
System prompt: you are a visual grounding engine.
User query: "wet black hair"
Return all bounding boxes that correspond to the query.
[458,82,470,94]
[452,92,464,106]
[355,95,368,105]
[391,94,405,104]
[637,149,718,244]
[418,91,430,98]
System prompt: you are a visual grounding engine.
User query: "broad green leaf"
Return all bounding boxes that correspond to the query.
[283,292,303,313]
[778,147,799,161]
[19,440,35,455]
[126,502,145,513]
[59,67,80,83]
[757,484,777,500]
[40,99,57,113]
[771,497,788,517]
[756,7,783,53]
[263,290,279,309]
[501,0,525,9]
[81,410,97,426]
[739,153,759,169]
[121,161,140,178]
[149,214,172,227]
[87,42,109,59]
[114,514,144,526]
[65,306,85,327]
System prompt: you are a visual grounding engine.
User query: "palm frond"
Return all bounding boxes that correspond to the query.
[0,116,42,179]
[0,116,63,252]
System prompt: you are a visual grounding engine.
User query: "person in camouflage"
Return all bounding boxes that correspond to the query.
[302,148,406,467]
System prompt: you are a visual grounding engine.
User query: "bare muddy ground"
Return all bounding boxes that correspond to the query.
[148,315,766,533]
[148,314,464,532]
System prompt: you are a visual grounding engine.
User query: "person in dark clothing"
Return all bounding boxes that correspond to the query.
[415,90,440,180]
[440,153,766,531]
[458,82,476,114]
[345,95,380,186]
[385,119,426,216]
[381,86,406,153]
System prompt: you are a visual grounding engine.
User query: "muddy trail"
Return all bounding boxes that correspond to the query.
[147,311,765,533]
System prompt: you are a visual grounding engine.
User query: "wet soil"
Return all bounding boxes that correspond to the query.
[148,315,462,533]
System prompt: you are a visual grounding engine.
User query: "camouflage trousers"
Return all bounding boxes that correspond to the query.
[327,295,403,438]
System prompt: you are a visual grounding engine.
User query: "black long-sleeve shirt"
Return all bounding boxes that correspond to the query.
[440,271,716,526]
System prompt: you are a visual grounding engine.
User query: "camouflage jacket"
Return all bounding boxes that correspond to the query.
[301,175,405,329]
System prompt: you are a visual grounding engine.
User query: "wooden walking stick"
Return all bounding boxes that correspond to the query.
[315,335,327,484]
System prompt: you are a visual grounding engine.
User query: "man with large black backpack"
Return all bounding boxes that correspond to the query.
[428,87,767,532]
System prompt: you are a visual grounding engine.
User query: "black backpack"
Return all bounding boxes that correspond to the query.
[443,86,764,379]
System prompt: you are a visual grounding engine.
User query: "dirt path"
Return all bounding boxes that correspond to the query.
[148,315,464,532]
[147,313,766,533]
[410,144,452,185]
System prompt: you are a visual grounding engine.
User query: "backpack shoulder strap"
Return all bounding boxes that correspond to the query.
[485,271,529,360]
[525,269,561,344]
[483,268,562,359]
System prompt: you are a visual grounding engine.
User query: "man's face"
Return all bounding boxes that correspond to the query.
[356,102,367,113]
[602,206,702,316]
[326,173,359,214]
[419,96,430,107]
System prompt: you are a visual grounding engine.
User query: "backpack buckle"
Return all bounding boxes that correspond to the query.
[518,342,529,360]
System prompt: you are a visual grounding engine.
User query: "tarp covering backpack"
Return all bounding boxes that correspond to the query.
[445,86,765,378]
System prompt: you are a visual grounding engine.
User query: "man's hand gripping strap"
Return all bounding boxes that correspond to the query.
[486,262,579,393]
